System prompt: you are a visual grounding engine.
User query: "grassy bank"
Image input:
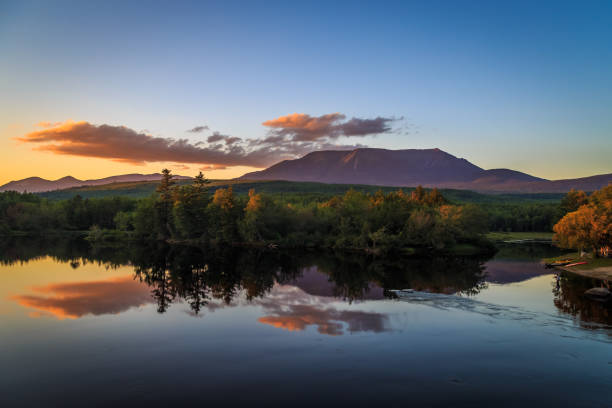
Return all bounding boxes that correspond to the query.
[544,252,612,269]
[486,231,554,242]
[543,252,612,280]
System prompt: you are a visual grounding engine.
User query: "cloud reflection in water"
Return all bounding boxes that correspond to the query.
[12,276,152,319]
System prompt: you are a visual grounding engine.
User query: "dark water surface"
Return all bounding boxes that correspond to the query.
[1,239,610,407]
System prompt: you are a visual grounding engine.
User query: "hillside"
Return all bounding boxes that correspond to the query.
[240,148,611,193]
[36,179,564,204]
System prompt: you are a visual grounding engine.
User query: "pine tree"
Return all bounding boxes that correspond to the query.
[155,169,176,240]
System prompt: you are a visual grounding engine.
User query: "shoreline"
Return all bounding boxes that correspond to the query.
[556,265,612,281]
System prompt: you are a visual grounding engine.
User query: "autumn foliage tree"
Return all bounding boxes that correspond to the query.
[553,185,611,256]
[559,188,588,215]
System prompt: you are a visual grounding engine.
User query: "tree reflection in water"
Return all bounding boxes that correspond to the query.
[3,237,612,328]
[553,272,612,328]
[1,237,493,316]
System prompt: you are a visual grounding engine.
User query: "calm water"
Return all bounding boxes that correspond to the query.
[0,239,610,407]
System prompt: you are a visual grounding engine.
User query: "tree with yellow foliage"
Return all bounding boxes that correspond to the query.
[553,185,611,257]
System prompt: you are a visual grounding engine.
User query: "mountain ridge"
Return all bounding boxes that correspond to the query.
[240,148,611,193]
[0,173,192,193]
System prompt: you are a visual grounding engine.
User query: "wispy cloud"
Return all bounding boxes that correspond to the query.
[187,125,208,133]
[171,164,191,171]
[35,121,63,128]
[207,131,242,145]
[200,164,227,170]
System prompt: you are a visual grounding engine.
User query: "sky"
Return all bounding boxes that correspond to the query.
[0,0,611,185]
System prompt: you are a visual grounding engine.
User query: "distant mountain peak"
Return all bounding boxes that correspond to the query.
[58,176,79,182]
[0,173,191,193]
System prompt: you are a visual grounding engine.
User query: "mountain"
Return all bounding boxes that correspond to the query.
[242,149,485,185]
[240,148,611,193]
[0,173,192,193]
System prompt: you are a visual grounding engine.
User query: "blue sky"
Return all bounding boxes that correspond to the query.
[0,0,610,182]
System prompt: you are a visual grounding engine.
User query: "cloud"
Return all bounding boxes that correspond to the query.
[19,114,396,169]
[262,113,395,142]
[200,164,227,171]
[17,121,271,167]
[36,121,63,128]
[187,125,208,133]
[12,276,153,319]
[172,164,191,171]
[207,133,225,143]
[207,132,242,145]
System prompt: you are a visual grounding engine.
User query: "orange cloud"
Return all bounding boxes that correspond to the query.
[200,164,227,170]
[263,113,344,140]
[35,121,63,128]
[17,121,268,167]
[12,276,153,319]
[172,164,191,171]
[262,113,395,141]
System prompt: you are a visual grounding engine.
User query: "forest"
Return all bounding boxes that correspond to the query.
[0,169,604,254]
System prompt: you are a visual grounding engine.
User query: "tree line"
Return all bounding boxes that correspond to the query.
[2,169,600,252]
[120,170,493,252]
[0,170,490,253]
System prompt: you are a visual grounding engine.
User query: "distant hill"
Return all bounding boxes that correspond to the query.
[0,173,191,193]
[240,148,611,193]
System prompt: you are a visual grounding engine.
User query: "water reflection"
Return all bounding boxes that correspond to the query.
[11,276,151,319]
[4,238,488,315]
[2,237,611,331]
[553,272,612,328]
[255,285,389,335]
[3,239,611,408]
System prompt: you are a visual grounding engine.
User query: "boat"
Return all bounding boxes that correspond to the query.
[544,260,575,268]
[565,261,587,267]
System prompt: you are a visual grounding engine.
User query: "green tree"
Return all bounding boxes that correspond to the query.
[208,186,240,243]
[173,172,211,239]
[154,169,176,239]
[133,197,157,238]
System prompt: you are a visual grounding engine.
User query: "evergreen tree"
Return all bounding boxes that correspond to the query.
[154,169,176,240]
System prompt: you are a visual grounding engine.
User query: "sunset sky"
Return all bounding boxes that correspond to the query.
[1,0,611,185]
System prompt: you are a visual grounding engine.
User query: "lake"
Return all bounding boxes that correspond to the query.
[0,238,610,407]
